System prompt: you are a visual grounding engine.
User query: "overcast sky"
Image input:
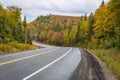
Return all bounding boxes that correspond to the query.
[0,0,109,22]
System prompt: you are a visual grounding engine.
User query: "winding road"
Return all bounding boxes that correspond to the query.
[0,42,81,80]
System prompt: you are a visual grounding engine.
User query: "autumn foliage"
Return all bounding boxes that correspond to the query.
[29,0,120,49]
[0,4,35,54]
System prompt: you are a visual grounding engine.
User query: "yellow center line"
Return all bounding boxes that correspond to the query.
[0,47,60,66]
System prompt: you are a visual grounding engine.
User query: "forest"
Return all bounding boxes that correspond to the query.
[0,4,36,54]
[29,0,120,49]
[0,5,32,44]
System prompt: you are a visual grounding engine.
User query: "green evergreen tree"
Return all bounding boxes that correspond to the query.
[13,22,25,43]
[87,13,94,42]
[23,16,27,44]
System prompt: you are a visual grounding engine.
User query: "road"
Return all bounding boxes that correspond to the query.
[0,42,81,80]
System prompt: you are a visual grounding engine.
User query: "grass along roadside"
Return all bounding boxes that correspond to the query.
[0,42,38,55]
[90,49,120,80]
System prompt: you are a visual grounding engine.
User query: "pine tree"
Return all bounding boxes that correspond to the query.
[88,13,94,42]
[75,22,80,43]
[84,13,87,21]
[23,16,27,44]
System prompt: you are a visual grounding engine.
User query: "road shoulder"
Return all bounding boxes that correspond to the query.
[69,49,106,80]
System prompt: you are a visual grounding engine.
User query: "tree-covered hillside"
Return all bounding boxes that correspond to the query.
[29,14,88,47]
[28,15,80,41]
[29,0,120,49]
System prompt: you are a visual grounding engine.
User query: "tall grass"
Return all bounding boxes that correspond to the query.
[0,42,38,55]
[90,49,120,80]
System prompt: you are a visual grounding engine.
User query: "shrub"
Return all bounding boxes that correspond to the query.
[0,42,38,55]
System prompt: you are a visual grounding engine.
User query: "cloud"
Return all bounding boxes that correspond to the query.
[0,0,109,22]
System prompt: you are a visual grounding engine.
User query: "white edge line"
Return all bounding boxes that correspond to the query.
[22,48,72,80]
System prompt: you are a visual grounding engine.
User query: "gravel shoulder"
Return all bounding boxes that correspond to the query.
[69,49,117,80]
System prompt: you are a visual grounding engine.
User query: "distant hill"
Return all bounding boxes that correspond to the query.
[28,14,81,31]
[28,15,84,46]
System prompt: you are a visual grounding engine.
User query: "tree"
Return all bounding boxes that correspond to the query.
[27,29,32,44]
[23,16,27,44]
[51,32,59,45]
[47,30,54,44]
[79,18,88,47]
[87,13,94,42]
[57,32,63,46]
[0,5,4,43]
[84,13,87,21]
[91,1,108,49]
[0,4,3,17]
[7,6,21,23]
[63,29,69,46]
[39,31,47,42]
[13,22,24,43]
[107,0,120,48]
[0,14,11,43]
[69,26,78,46]
[75,22,80,44]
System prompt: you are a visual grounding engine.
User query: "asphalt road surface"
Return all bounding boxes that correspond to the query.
[0,42,81,80]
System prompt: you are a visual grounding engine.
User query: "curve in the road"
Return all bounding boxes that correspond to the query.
[23,48,72,80]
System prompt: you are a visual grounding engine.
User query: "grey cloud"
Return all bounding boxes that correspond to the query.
[0,0,109,22]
